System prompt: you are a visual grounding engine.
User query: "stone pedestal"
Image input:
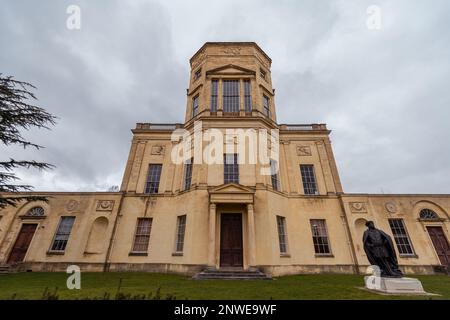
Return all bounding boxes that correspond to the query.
[364,276,426,294]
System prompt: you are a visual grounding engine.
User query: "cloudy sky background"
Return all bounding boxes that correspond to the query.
[1,0,449,194]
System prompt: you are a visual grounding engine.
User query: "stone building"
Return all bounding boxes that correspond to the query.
[0,42,449,277]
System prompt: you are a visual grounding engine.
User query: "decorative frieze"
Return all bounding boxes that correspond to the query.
[349,202,367,213]
[385,202,397,214]
[96,200,115,211]
[296,145,312,156]
[66,200,79,212]
[151,145,165,155]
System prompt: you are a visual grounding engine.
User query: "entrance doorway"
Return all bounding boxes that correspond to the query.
[427,226,450,269]
[220,213,243,268]
[7,224,37,264]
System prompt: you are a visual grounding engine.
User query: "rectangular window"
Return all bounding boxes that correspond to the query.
[244,80,252,112]
[222,80,240,113]
[192,94,199,117]
[183,158,193,191]
[270,159,280,191]
[211,80,218,112]
[132,218,152,252]
[310,219,331,254]
[224,154,239,184]
[389,219,414,255]
[175,215,187,253]
[51,217,75,252]
[145,164,162,194]
[263,95,270,117]
[276,216,288,254]
[300,164,318,195]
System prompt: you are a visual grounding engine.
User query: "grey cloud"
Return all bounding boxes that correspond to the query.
[1,0,449,193]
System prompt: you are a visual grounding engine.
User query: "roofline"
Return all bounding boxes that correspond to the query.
[190,42,272,65]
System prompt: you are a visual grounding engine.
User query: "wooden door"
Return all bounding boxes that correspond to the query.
[7,224,37,264]
[220,214,243,267]
[427,226,450,268]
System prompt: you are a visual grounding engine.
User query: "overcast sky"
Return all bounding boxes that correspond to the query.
[1,0,449,194]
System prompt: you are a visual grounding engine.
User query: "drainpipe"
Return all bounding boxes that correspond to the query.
[103,191,125,272]
[337,194,360,274]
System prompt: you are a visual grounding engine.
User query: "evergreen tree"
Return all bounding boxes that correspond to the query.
[0,74,56,208]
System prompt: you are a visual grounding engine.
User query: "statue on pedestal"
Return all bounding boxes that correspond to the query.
[363,221,403,278]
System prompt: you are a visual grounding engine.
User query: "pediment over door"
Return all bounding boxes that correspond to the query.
[206,64,256,77]
[209,183,255,204]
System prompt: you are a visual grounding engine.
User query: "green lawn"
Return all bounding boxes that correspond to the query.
[0,272,449,300]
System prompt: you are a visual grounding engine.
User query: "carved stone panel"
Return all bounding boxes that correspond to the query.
[385,202,397,214]
[66,200,79,212]
[151,145,165,155]
[96,200,115,211]
[296,145,312,156]
[349,202,367,213]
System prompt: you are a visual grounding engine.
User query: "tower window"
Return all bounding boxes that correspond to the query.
[389,219,415,255]
[260,69,266,80]
[50,216,75,252]
[263,95,270,117]
[223,80,240,113]
[183,158,193,191]
[132,218,152,253]
[192,94,199,117]
[300,164,318,195]
[145,164,162,194]
[244,80,252,112]
[310,219,331,254]
[270,159,280,191]
[211,80,218,112]
[276,216,288,254]
[224,153,239,184]
[175,215,187,253]
[194,68,201,81]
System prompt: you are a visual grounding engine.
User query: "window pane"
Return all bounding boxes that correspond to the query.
[263,95,270,116]
[175,215,187,252]
[192,94,199,117]
[310,219,331,254]
[389,219,414,255]
[277,216,288,254]
[300,165,318,195]
[132,218,152,252]
[183,158,193,190]
[223,80,240,113]
[270,159,280,191]
[224,154,239,184]
[244,80,252,112]
[145,164,162,194]
[211,80,218,112]
[51,217,75,251]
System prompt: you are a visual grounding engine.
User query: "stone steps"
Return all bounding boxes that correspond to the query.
[193,268,272,280]
[0,265,12,275]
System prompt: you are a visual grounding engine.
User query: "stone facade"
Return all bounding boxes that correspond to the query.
[0,42,449,276]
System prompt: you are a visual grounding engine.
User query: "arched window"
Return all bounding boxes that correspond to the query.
[419,209,439,220]
[26,206,45,216]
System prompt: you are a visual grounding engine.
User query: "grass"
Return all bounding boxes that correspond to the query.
[0,272,449,300]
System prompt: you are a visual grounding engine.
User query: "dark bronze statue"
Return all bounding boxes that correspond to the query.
[363,221,403,278]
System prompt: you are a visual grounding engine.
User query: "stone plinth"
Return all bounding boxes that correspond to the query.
[364,276,426,294]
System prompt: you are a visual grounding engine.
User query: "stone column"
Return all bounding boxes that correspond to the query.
[208,203,217,268]
[247,203,256,268]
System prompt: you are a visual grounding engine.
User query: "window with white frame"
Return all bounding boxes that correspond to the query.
[132,218,152,252]
[388,219,415,255]
[50,216,75,252]
[310,219,331,254]
[175,215,187,253]
[222,80,240,113]
[276,216,288,254]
